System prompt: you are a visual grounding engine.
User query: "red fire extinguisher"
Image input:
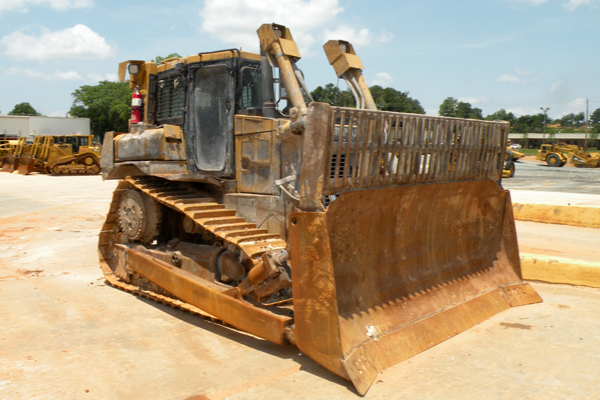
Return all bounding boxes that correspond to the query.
[131,86,142,124]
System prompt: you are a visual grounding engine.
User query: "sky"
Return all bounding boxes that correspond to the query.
[1,0,599,120]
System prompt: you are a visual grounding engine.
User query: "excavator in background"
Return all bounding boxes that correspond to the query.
[0,135,101,175]
[98,23,541,394]
[535,142,579,167]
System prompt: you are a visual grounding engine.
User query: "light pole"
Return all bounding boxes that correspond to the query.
[540,107,550,145]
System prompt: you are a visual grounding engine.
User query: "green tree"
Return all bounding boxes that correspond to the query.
[70,81,133,141]
[8,102,39,116]
[511,113,551,134]
[439,97,458,117]
[573,112,585,127]
[557,113,575,129]
[486,109,516,124]
[438,97,481,119]
[153,53,182,64]
[369,86,424,114]
[310,83,424,113]
[590,108,600,125]
[310,83,355,107]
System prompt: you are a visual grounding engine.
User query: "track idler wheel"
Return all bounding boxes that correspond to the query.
[118,189,162,244]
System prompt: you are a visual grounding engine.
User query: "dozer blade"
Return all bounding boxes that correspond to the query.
[15,156,34,175]
[1,155,18,173]
[289,179,542,395]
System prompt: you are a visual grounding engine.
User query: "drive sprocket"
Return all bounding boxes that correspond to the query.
[118,189,161,243]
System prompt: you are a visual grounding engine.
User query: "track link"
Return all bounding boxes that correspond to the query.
[50,153,101,175]
[98,177,288,318]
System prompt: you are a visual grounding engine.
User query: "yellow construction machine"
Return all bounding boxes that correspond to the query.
[503,148,516,178]
[99,23,541,394]
[0,135,101,175]
[535,142,579,167]
[507,146,524,161]
[0,137,28,173]
[569,148,600,168]
[43,135,101,175]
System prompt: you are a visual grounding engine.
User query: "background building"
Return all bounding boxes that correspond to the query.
[0,115,90,138]
[507,132,595,149]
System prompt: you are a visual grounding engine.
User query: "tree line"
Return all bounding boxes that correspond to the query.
[6,76,599,145]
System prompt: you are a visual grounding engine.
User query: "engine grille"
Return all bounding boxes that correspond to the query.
[156,73,184,124]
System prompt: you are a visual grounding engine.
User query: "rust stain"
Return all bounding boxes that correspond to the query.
[500,322,534,330]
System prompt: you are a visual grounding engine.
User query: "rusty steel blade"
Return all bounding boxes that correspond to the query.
[289,179,542,394]
[16,156,35,175]
[0,155,18,173]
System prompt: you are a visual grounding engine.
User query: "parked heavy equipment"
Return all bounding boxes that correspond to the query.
[569,148,600,168]
[43,135,101,175]
[535,142,579,167]
[0,137,26,173]
[503,148,516,178]
[99,23,541,395]
[1,135,101,175]
[507,146,524,161]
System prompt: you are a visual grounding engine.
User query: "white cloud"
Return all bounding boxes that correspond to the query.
[560,97,587,116]
[506,107,543,117]
[563,0,592,11]
[201,0,343,54]
[550,80,562,93]
[1,24,112,61]
[457,97,490,105]
[323,26,372,48]
[322,25,393,48]
[370,72,393,86]
[87,73,119,82]
[5,67,82,80]
[507,0,550,5]
[515,66,533,75]
[495,74,520,83]
[0,0,93,14]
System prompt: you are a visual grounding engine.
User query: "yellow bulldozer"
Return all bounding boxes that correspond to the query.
[99,23,541,394]
[0,135,101,175]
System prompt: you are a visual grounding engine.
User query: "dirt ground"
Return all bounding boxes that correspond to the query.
[2,173,600,400]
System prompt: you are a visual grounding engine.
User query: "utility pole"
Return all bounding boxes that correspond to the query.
[540,107,550,145]
[585,98,589,150]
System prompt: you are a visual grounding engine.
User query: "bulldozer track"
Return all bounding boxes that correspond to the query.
[50,153,101,175]
[98,176,288,319]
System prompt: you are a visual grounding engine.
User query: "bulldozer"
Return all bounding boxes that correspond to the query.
[98,23,541,394]
[535,142,579,167]
[0,135,101,175]
[0,137,27,173]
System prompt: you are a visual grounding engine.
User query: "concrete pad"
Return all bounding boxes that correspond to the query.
[2,172,600,400]
[515,221,600,264]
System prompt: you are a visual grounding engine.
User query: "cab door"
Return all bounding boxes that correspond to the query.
[185,64,235,177]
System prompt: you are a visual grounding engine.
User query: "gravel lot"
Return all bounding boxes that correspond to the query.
[503,157,600,194]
